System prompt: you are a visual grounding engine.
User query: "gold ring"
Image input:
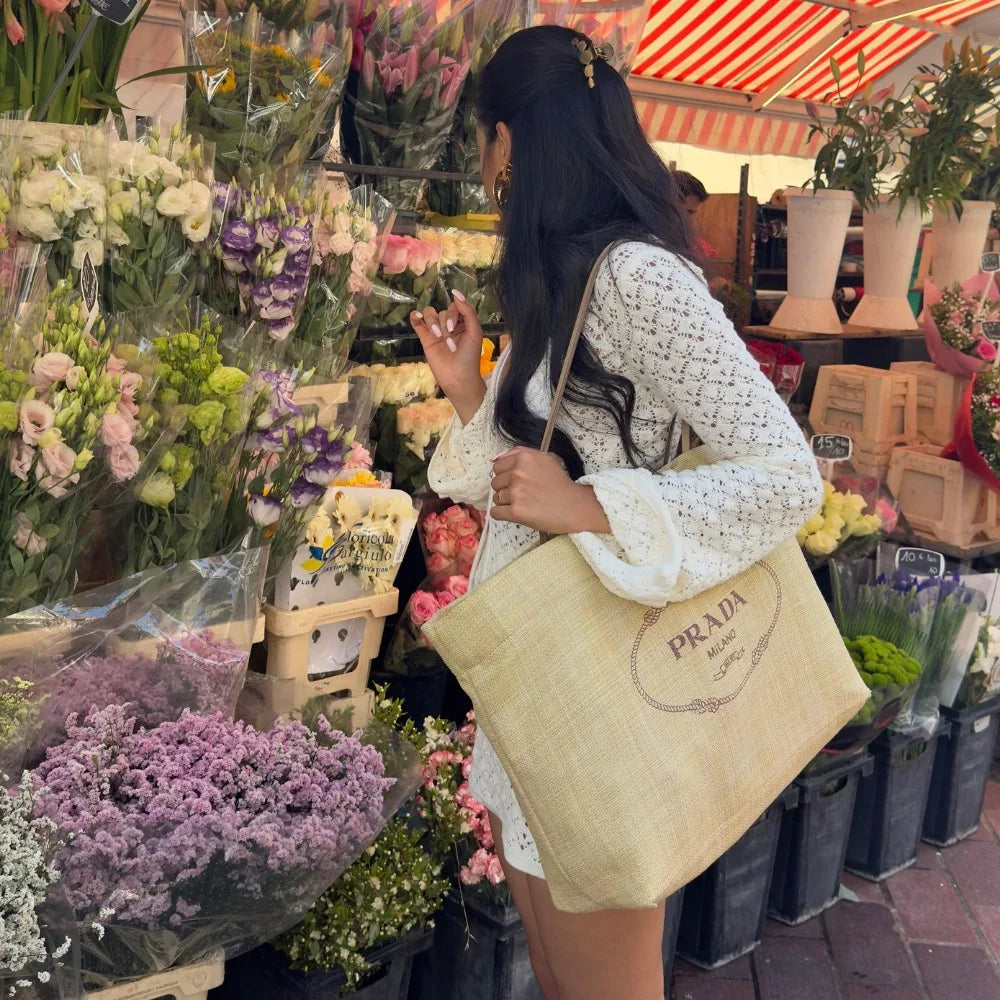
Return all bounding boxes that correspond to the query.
[494,490,505,506]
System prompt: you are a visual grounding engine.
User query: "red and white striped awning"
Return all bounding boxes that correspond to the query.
[629,0,1000,156]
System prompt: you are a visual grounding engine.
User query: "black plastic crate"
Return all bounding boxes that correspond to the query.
[410,892,542,1000]
[678,787,797,968]
[212,930,433,1000]
[768,752,873,925]
[662,890,684,988]
[923,696,1000,847]
[846,729,939,881]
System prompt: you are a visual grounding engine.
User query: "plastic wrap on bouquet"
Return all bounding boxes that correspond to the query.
[798,479,896,568]
[0,241,50,357]
[746,338,805,402]
[941,572,1000,709]
[367,234,444,327]
[184,11,346,184]
[100,123,216,315]
[415,226,500,322]
[417,498,483,587]
[351,0,490,210]
[528,0,648,75]
[942,371,1000,495]
[291,184,395,380]
[425,1,519,217]
[0,549,266,775]
[921,275,1000,376]
[385,577,465,676]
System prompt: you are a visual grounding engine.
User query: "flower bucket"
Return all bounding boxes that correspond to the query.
[770,189,853,335]
[850,197,922,331]
[921,275,1000,376]
[943,375,1000,494]
[930,200,995,289]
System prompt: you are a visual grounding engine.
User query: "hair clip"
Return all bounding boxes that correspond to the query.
[572,37,607,89]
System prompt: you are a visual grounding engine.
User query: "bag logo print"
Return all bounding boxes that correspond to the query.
[630,561,783,714]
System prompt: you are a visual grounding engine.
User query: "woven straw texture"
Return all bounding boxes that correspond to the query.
[424,450,868,913]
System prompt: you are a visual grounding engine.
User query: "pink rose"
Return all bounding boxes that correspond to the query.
[101,412,133,448]
[442,505,466,524]
[421,512,442,535]
[409,590,441,627]
[106,355,128,377]
[32,352,74,389]
[976,339,998,362]
[36,442,79,498]
[380,235,411,276]
[452,515,479,539]
[426,552,454,578]
[9,441,33,482]
[456,534,479,573]
[444,575,468,599]
[875,499,899,535]
[436,590,456,609]
[425,526,457,559]
[19,399,54,445]
[108,444,141,482]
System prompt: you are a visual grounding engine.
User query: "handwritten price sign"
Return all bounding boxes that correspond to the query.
[895,547,945,579]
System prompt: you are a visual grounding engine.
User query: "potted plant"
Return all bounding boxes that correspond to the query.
[896,40,1000,290]
[802,55,925,332]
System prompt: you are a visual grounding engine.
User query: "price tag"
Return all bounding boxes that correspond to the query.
[84,0,143,24]
[983,252,1000,273]
[80,253,99,315]
[895,547,945,579]
[811,434,853,461]
[982,320,1000,341]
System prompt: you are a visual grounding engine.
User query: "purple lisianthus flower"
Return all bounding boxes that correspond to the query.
[290,478,325,509]
[303,455,341,486]
[325,436,345,466]
[268,317,296,341]
[301,426,330,455]
[285,251,312,277]
[270,274,303,303]
[280,226,312,254]
[248,428,286,453]
[248,492,283,527]
[222,220,257,254]
[259,301,294,321]
[252,282,274,308]
[222,251,248,275]
[256,219,280,250]
[258,369,300,414]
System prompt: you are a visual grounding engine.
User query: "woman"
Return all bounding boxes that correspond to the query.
[410,26,821,1000]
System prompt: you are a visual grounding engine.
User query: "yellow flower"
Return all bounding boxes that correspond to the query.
[335,469,378,488]
[804,531,838,557]
[219,69,237,95]
[803,512,825,535]
[480,339,497,377]
[276,92,291,104]
[269,44,293,60]
[317,74,334,89]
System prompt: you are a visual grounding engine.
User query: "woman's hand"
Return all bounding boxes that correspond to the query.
[490,447,611,535]
[411,291,486,424]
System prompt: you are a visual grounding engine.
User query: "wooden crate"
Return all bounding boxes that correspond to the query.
[259,590,398,719]
[847,440,899,482]
[889,362,968,447]
[809,365,918,449]
[85,957,224,1000]
[887,446,1000,547]
[292,381,349,426]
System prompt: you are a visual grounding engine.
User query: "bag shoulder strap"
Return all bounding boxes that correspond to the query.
[539,242,622,454]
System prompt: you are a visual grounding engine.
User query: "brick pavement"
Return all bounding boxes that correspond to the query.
[670,778,1000,1000]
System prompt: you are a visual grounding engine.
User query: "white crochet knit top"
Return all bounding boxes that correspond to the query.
[428,241,822,878]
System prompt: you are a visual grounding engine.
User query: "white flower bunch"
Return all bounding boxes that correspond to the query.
[417,227,497,269]
[352,362,438,407]
[0,773,67,996]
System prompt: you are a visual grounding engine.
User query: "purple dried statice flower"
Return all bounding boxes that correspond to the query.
[30,706,392,929]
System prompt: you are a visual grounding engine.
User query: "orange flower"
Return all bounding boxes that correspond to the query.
[480,339,497,377]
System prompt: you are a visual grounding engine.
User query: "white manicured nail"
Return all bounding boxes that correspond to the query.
[452,289,466,302]
[446,318,455,333]
[432,323,443,338]
[413,311,422,320]
[446,337,457,353]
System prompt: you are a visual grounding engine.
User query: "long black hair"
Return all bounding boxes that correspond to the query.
[476,25,694,479]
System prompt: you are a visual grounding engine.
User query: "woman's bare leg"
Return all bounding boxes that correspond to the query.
[527,874,665,1000]
[488,811,561,1000]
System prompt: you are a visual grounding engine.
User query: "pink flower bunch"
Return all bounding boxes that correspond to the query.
[420,502,481,586]
[408,574,468,629]
[368,43,469,107]
[380,234,442,278]
[30,704,392,929]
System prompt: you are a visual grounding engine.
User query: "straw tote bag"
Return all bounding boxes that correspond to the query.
[423,245,869,914]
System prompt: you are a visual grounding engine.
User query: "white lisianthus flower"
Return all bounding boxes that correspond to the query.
[106,221,130,247]
[181,205,213,243]
[19,171,69,210]
[71,237,105,269]
[9,204,62,242]
[66,175,105,213]
[156,185,193,218]
[109,188,140,219]
[22,132,66,161]
[76,216,99,240]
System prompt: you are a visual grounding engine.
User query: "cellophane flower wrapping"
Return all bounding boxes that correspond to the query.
[0,282,159,616]
[529,0,648,75]
[425,1,519,217]
[826,559,936,757]
[797,479,897,568]
[951,614,1000,709]
[291,182,395,381]
[184,11,347,184]
[107,302,269,576]
[203,168,323,343]
[351,0,479,211]
[7,126,106,289]
[100,123,216,315]
[922,275,1000,376]
[417,497,482,586]
[746,338,805,403]
[367,233,444,327]
[947,369,1000,493]
[416,226,500,323]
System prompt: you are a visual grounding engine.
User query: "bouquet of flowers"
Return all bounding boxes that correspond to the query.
[950,613,1000,709]
[425,3,519,217]
[0,283,153,615]
[184,10,347,184]
[416,226,500,323]
[351,0,474,209]
[746,338,805,402]
[922,274,1000,376]
[797,481,897,566]
[376,395,454,494]
[365,234,443,328]
[419,500,482,586]
[291,183,395,379]
[102,126,216,314]
[112,304,258,575]
[351,361,438,407]
[943,368,1000,492]
[385,574,467,676]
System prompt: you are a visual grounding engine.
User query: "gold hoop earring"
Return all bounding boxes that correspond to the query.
[493,162,512,212]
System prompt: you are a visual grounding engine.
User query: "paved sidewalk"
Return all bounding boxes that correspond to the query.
[671,777,1000,1000]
